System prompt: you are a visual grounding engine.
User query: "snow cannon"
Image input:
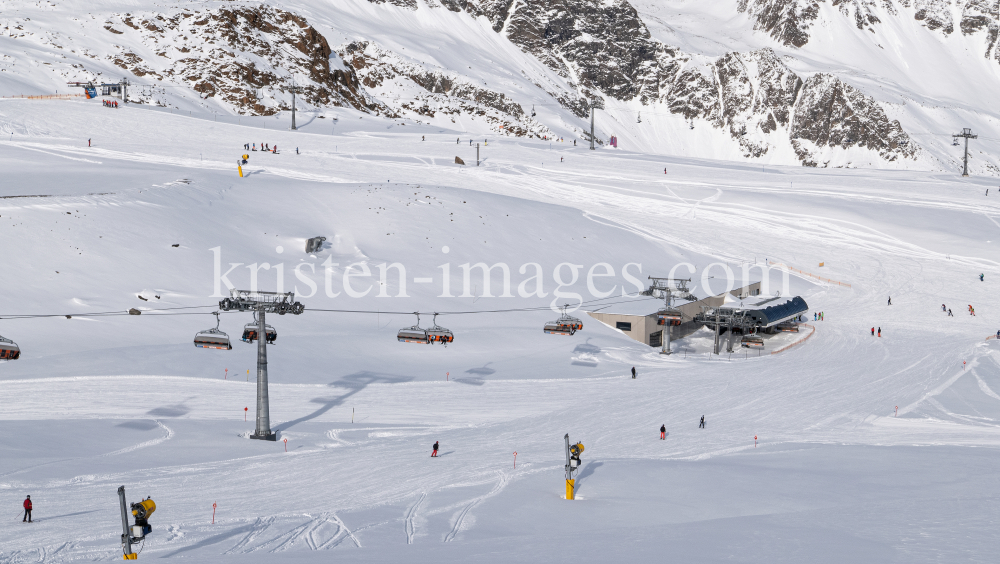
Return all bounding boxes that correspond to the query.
[118,486,155,559]
[564,434,584,500]
[131,498,156,533]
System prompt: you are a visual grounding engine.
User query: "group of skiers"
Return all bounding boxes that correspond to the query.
[102,100,119,108]
[244,142,278,154]
[813,312,825,321]
[871,327,882,337]
[942,304,953,316]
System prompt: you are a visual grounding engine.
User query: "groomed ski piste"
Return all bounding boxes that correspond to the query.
[2,98,1000,563]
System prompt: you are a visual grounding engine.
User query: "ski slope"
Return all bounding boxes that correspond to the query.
[1,98,1000,562]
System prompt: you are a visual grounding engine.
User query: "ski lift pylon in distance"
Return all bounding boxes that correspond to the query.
[0,333,20,360]
[194,311,232,350]
[544,304,583,335]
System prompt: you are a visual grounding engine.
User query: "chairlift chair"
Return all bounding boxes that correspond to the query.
[194,312,232,350]
[656,308,683,326]
[775,321,799,333]
[0,334,20,360]
[398,313,430,344]
[952,138,960,146]
[241,313,277,344]
[531,105,536,117]
[544,305,583,335]
[741,331,765,349]
[425,313,455,345]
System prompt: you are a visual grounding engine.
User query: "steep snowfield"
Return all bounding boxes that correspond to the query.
[1,98,999,562]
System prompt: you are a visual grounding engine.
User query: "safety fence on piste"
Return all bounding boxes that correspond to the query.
[770,323,816,355]
[767,261,852,287]
[2,94,85,100]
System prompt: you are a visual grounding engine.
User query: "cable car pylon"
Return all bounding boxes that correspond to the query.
[219,290,304,441]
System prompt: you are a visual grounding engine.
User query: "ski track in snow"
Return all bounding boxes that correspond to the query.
[444,471,508,543]
[404,493,426,545]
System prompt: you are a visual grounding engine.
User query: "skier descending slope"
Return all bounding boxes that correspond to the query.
[22,496,31,523]
[699,416,705,429]
[631,367,637,379]
[432,441,439,457]
[660,424,666,440]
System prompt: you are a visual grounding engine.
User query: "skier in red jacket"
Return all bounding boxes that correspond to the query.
[22,495,32,522]
[432,441,439,457]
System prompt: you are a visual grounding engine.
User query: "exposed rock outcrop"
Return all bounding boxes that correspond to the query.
[102,5,377,114]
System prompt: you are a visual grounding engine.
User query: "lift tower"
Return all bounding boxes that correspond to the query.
[953,128,977,177]
[219,290,304,440]
[641,277,695,355]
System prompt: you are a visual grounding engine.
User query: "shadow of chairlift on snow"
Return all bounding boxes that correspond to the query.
[465,362,496,375]
[278,370,413,432]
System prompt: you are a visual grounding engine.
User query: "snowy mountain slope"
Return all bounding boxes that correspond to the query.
[4,0,1000,170]
[2,98,1000,561]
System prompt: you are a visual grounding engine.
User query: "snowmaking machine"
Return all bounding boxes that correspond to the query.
[118,486,156,559]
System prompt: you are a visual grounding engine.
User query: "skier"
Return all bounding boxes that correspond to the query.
[573,140,576,146]
[631,366,636,379]
[456,138,459,144]
[431,441,439,457]
[421,135,425,141]
[888,297,892,305]
[273,145,278,154]
[878,327,881,337]
[699,416,705,429]
[265,144,270,151]
[660,424,666,440]
[296,147,299,155]
[948,308,953,317]
[942,304,946,312]
[871,327,874,336]
[814,312,817,321]
[560,157,563,162]
[980,273,984,281]
[88,139,91,147]
[252,143,257,151]
[22,495,31,523]
[664,168,667,174]
[996,330,999,339]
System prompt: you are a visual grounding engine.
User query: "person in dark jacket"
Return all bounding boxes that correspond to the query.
[631,367,636,379]
[432,441,439,457]
[22,495,32,522]
[699,416,705,429]
[659,424,666,440]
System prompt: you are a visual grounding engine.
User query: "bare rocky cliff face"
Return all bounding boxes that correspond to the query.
[429,0,915,163]
[738,0,1000,62]
[102,5,377,114]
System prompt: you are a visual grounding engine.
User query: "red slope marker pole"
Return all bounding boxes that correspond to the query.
[225,368,228,380]
[754,435,757,448]
[244,407,247,421]
[513,451,517,469]
[283,438,287,452]
[212,503,216,524]
[895,406,898,417]
[446,372,449,381]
